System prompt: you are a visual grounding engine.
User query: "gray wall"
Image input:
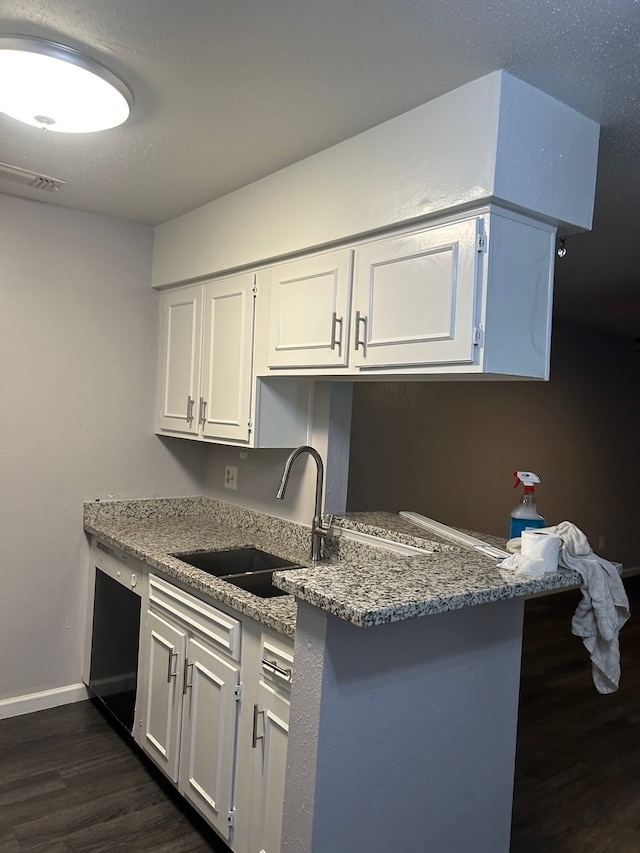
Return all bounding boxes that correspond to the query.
[201,383,353,523]
[348,320,640,566]
[283,598,525,852]
[0,194,206,702]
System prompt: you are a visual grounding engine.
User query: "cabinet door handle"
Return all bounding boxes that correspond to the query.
[330,312,343,351]
[182,660,193,695]
[262,658,292,682]
[167,650,178,683]
[199,397,208,426]
[354,311,367,351]
[252,704,265,748]
[186,395,195,423]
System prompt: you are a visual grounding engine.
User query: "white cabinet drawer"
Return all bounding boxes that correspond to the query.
[261,633,294,696]
[149,574,241,661]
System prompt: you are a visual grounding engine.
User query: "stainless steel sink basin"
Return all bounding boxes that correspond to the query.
[222,569,291,598]
[173,547,300,578]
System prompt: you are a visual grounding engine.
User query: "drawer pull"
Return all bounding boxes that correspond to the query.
[262,657,292,681]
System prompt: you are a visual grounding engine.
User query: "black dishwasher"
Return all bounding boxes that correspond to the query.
[89,566,141,734]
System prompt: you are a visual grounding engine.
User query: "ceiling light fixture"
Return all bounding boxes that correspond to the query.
[0,35,133,133]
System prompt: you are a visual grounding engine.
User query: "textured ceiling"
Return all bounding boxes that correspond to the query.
[0,0,639,336]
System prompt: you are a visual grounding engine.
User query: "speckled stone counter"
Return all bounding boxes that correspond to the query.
[84,498,582,636]
[274,510,582,626]
[84,497,313,638]
[328,510,508,551]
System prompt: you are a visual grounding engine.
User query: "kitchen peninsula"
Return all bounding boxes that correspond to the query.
[84,496,581,853]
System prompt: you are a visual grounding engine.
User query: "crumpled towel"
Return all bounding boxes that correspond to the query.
[498,551,548,577]
[503,521,630,693]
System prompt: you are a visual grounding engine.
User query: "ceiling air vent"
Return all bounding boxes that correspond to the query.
[0,161,66,192]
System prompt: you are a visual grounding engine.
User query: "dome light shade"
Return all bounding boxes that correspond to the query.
[0,36,133,133]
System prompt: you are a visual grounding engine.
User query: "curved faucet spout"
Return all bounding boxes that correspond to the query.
[276,445,328,563]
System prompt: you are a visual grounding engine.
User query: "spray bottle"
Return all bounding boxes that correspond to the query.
[510,471,546,539]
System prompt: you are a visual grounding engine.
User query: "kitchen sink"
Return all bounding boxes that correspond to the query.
[173,547,300,578]
[222,569,291,598]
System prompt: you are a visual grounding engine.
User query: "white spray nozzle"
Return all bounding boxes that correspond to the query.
[514,471,541,488]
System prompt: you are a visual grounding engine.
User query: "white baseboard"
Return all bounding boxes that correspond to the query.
[0,683,90,720]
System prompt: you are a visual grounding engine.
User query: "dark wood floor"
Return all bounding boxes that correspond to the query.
[510,575,640,853]
[0,700,226,852]
[1,577,638,852]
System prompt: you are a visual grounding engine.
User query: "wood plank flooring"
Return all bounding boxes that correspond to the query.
[0,700,227,852]
[510,575,640,853]
[1,576,638,852]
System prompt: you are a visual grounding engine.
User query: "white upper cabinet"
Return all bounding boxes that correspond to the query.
[157,285,202,435]
[156,207,557,444]
[266,249,353,369]
[156,274,313,447]
[157,274,253,443]
[261,207,556,380]
[351,219,480,369]
[200,276,254,443]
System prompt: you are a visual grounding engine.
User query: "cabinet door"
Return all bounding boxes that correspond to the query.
[157,285,202,435]
[351,219,481,368]
[141,612,187,783]
[267,249,352,368]
[179,636,241,840]
[252,680,290,853]
[200,274,255,443]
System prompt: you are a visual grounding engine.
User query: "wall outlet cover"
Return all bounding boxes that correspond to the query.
[225,465,238,490]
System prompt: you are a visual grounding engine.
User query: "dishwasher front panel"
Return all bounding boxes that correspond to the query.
[89,567,141,733]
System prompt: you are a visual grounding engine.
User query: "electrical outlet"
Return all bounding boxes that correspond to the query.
[225,465,238,490]
[598,535,606,551]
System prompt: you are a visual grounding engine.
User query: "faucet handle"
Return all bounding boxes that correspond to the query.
[323,513,334,535]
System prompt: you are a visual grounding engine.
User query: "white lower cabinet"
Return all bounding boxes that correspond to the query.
[179,636,241,831]
[143,610,186,782]
[139,576,242,843]
[137,574,293,853]
[249,635,293,853]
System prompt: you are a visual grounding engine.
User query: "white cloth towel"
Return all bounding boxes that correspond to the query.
[503,521,630,693]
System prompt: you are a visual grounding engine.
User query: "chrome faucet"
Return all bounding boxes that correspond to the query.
[276,445,331,563]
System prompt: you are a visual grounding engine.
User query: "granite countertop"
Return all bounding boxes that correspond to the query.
[84,497,583,637]
[84,497,312,638]
[274,510,582,626]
